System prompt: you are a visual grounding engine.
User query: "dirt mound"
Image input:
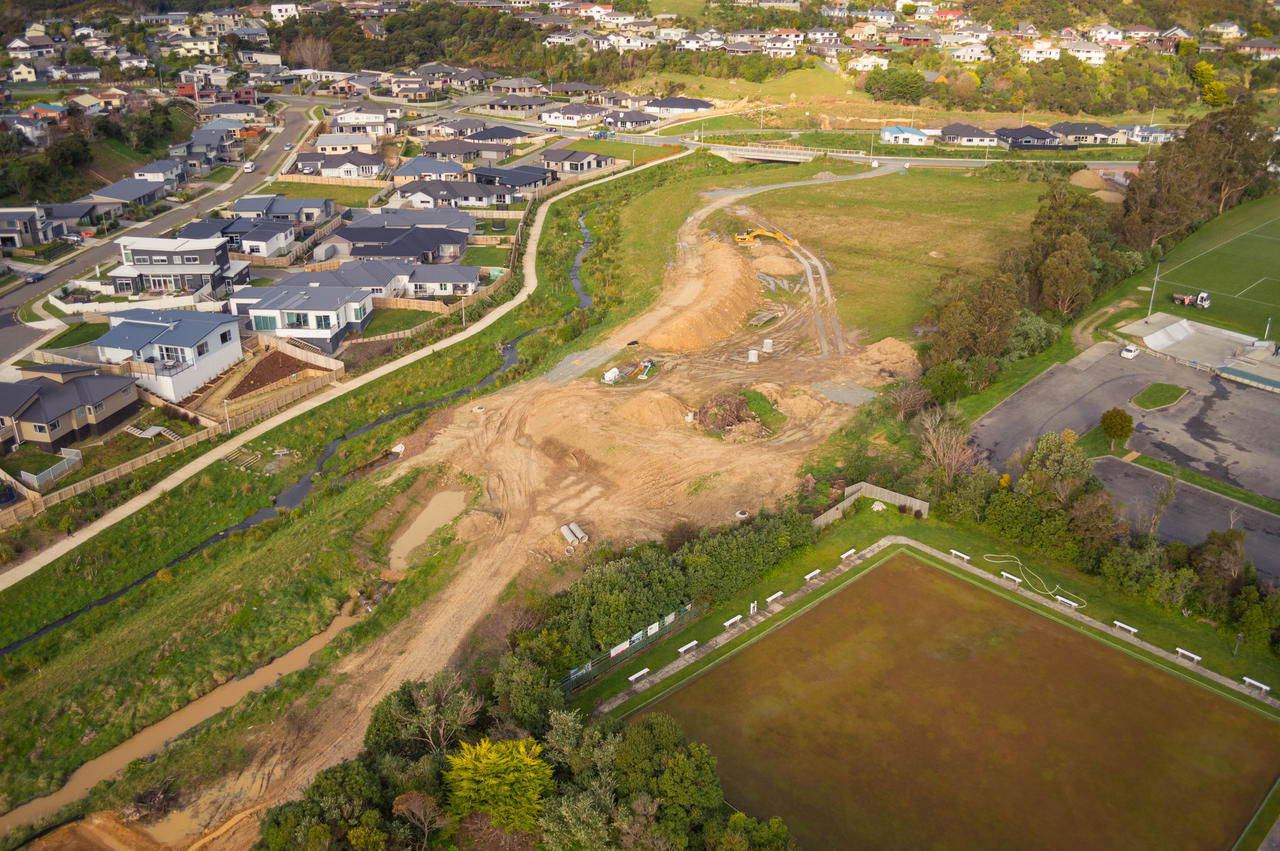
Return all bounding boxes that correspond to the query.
[696,394,753,431]
[725,420,769,443]
[227,352,314,400]
[643,239,761,352]
[1092,189,1125,204]
[777,392,825,419]
[456,510,499,542]
[842,337,922,385]
[617,391,688,429]
[1069,168,1109,190]
[751,382,784,406]
[753,255,804,276]
[814,171,838,180]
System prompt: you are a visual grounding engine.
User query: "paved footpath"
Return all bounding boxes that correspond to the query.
[0,149,693,595]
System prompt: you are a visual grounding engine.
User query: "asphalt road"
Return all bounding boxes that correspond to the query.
[0,103,311,362]
[1094,457,1280,581]
[973,342,1280,500]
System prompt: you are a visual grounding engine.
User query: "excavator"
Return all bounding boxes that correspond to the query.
[734,228,797,247]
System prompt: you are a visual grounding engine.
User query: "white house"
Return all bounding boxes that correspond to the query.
[6,35,58,59]
[1206,21,1246,41]
[94,309,243,402]
[1063,40,1106,65]
[950,43,992,63]
[642,96,714,117]
[763,36,797,58]
[541,103,608,127]
[849,53,890,71]
[1018,40,1061,62]
[1088,24,1123,43]
[315,133,378,154]
[133,159,185,188]
[939,122,998,146]
[879,125,930,145]
[231,285,372,353]
[239,221,296,257]
[270,2,299,23]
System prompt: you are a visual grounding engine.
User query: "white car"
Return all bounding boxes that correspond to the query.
[1120,344,1139,359]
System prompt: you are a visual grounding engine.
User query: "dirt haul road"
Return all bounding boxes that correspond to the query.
[34,183,918,851]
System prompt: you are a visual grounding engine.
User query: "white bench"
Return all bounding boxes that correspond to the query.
[723,615,742,629]
[678,640,698,654]
[950,549,971,562]
[841,547,858,559]
[804,569,821,582]
[1176,647,1202,665]
[1055,595,1080,609]
[628,668,650,683]
[1113,621,1138,637]
[1243,677,1272,694]
[1000,571,1022,586]
[766,591,784,604]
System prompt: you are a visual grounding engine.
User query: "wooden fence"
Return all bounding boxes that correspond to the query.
[275,174,391,188]
[228,215,345,268]
[812,481,930,530]
[270,338,346,373]
[224,371,338,432]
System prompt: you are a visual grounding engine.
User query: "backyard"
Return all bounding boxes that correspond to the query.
[643,550,1280,849]
[270,181,378,208]
[461,245,509,266]
[360,308,435,337]
[760,168,1044,340]
[565,139,678,165]
[37,321,109,350]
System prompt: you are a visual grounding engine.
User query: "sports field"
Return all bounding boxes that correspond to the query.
[1149,204,1280,338]
[645,552,1280,849]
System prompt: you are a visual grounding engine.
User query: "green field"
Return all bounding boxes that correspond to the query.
[759,169,1044,341]
[628,68,853,104]
[1133,382,1187,409]
[1142,208,1280,338]
[271,181,377,208]
[658,114,764,137]
[360,308,434,337]
[461,245,509,266]
[643,550,1280,849]
[565,139,676,164]
[648,0,707,19]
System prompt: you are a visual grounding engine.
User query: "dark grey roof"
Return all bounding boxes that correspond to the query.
[136,158,181,174]
[85,178,162,203]
[275,259,414,289]
[466,126,531,142]
[409,265,481,283]
[645,96,713,109]
[0,374,134,423]
[243,221,295,240]
[940,122,996,137]
[542,149,609,163]
[177,219,232,239]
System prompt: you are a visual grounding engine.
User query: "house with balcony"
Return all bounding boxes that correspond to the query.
[108,235,250,296]
[6,35,58,59]
[0,364,138,451]
[133,159,186,189]
[169,127,237,177]
[230,285,372,352]
[329,104,398,137]
[0,206,65,247]
[94,309,243,403]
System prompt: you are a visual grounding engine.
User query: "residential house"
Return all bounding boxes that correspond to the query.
[22,102,68,124]
[1126,25,1159,41]
[231,285,372,352]
[723,42,761,56]
[949,43,992,63]
[489,77,545,95]
[407,265,483,298]
[69,94,104,115]
[866,7,895,25]
[6,35,58,59]
[602,110,658,131]
[762,36,797,58]
[315,133,378,154]
[485,95,553,116]
[1063,40,1106,65]
[394,179,515,208]
[323,225,468,264]
[1114,124,1177,144]
[1013,21,1038,38]
[1161,26,1194,41]
[1238,38,1280,60]
[994,125,1062,149]
[133,159,186,189]
[0,115,49,147]
[228,194,335,226]
[467,126,533,144]
[468,165,554,191]
[939,123,998,146]
[1048,121,1126,145]
[642,96,713,117]
[393,156,465,185]
[541,103,608,127]
[9,63,38,83]
[1206,21,1245,41]
[432,118,487,138]
[270,2,300,22]
[609,34,657,51]
[1088,24,1123,43]
[235,220,295,257]
[198,103,264,123]
[0,365,138,451]
[329,104,398,137]
[879,125,930,145]
[77,179,169,218]
[292,151,385,179]
[95,309,243,403]
[421,140,483,163]
[48,65,101,82]
[0,206,65,248]
[108,235,250,296]
[540,149,615,173]
[1018,40,1060,62]
[169,127,237,177]
[849,53,890,71]
[165,36,220,57]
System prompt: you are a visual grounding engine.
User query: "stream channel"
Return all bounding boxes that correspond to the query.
[0,212,597,836]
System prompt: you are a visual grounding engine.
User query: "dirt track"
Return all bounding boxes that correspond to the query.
[34,178,918,851]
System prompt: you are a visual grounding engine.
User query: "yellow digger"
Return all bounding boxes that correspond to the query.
[734,228,797,247]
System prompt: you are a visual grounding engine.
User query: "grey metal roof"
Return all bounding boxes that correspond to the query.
[347,208,474,232]
[177,219,232,239]
[393,156,464,177]
[245,285,367,312]
[243,221,295,240]
[0,381,37,418]
[274,259,414,289]
[135,158,181,174]
[409,265,481,283]
[97,309,238,352]
[87,178,162,203]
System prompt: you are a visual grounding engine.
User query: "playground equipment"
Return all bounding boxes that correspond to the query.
[735,228,797,246]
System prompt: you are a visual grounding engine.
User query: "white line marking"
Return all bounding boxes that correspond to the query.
[1159,278,1280,308]
[1161,215,1280,277]
[1237,277,1277,298]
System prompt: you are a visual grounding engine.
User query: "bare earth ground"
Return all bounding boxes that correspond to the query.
[31,193,919,850]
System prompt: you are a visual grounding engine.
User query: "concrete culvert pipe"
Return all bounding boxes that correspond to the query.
[569,522,588,543]
[560,525,578,545]
[735,510,750,520]
[565,546,575,556]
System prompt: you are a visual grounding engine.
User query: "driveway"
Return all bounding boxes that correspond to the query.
[973,343,1280,500]
[1093,457,1280,581]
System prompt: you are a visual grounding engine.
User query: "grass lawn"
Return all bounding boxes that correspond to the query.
[648,0,707,19]
[204,166,236,183]
[566,139,676,164]
[658,114,763,136]
[1101,195,1280,340]
[627,69,852,104]
[271,181,377,208]
[38,321,108,350]
[42,299,68,319]
[0,444,63,478]
[462,245,509,266]
[741,388,786,431]
[641,550,1280,849]
[1133,382,1187,409]
[247,277,274,287]
[760,169,1044,341]
[55,408,203,489]
[361,308,434,337]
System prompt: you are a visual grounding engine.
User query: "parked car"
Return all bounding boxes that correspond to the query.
[61,233,82,244]
[78,230,95,239]
[23,272,44,283]
[1120,344,1139,359]
[284,142,293,150]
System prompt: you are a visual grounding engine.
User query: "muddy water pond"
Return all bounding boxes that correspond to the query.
[388,490,467,574]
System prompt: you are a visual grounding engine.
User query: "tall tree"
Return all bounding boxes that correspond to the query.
[1099,407,1134,450]
[1036,233,1095,318]
[445,738,554,833]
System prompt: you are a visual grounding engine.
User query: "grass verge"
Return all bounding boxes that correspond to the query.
[1133,382,1187,409]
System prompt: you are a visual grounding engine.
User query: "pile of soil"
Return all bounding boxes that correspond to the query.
[644,240,761,353]
[617,391,688,429]
[696,394,753,431]
[1093,189,1125,204]
[753,254,805,276]
[777,392,825,419]
[227,352,313,400]
[844,338,922,384]
[725,421,769,443]
[1069,168,1109,190]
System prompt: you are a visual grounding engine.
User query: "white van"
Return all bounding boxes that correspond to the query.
[243,161,256,173]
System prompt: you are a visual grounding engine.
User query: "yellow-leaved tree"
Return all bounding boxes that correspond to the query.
[445,737,554,833]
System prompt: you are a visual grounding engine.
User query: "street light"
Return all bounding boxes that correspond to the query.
[1146,256,1167,318]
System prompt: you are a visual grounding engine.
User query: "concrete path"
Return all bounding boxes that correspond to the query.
[0,149,693,595]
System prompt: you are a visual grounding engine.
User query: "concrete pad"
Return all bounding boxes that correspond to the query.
[1120,312,1264,367]
[812,380,875,407]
